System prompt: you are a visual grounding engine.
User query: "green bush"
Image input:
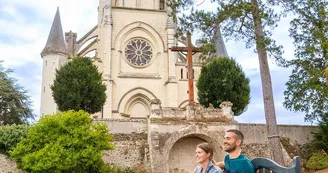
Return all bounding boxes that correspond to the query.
[313,115,328,153]
[10,110,114,173]
[306,152,328,170]
[197,57,250,115]
[51,56,107,114]
[0,124,28,155]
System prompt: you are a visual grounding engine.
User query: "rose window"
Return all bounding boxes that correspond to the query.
[125,39,153,67]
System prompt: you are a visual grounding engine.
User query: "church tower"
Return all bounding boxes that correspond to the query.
[40,7,69,116]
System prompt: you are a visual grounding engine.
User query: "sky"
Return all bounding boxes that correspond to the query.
[0,0,315,125]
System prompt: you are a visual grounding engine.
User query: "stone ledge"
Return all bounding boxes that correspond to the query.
[118,72,161,79]
[150,116,237,124]
[93,118,147,123]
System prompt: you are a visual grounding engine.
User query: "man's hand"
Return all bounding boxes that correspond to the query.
[215,161,225,169]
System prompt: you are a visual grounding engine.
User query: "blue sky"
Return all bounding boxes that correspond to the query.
[0,0,315,125]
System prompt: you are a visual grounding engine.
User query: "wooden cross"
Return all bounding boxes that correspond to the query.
[170,32,201,105]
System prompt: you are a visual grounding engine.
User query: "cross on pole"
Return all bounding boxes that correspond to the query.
[170,32,201,105]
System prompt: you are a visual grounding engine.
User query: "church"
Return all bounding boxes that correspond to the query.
[39,1,315,173]
[40,0,215,118]
[40,0,229,118]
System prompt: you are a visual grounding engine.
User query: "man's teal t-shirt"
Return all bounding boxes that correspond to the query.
[224,153,255,173]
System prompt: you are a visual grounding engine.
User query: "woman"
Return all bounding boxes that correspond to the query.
[194,143,223,173]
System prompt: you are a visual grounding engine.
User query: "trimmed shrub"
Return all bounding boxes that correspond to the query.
[10,110,114,173]
[0,124,28,155]
[197,57,250,115]
[51,56,106,114]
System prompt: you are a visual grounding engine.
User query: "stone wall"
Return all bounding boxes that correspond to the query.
[94,119,151,170]
[0,154,25,173]
[103,133,149,168]
[239,123,318,167]
[238,123,318,145]
[0,120,318,173]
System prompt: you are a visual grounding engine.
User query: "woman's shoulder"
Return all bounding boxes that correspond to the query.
[212,166,223,173]
[194,165,202,173]
[209,162,223,173]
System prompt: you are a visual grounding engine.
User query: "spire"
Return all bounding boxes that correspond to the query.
[41,7,67,57]
[214,25,229,57]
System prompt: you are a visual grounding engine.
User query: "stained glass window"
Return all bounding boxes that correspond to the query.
[125,38,153,67]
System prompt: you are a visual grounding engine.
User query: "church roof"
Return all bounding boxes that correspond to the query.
[214,26,229,58]
[41,7,68,57]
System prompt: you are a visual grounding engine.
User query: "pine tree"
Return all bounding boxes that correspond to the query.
[168,0,285,164]
[283,0,328,122]
[0,61,34,125]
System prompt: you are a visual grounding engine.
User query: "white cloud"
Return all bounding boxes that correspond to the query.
[0,0,98,120]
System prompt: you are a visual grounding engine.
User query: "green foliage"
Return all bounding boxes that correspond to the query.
[170,0,286,163]
[197,57,250,115]
[168,0,285,65]
[324,66,328,84]
[10,110,114,173]
[313,116,328,153]
[0,124,28,155]
[0,61,34,125]
[51,57,106,114]
[283,0,328,122]
[306,152,328,170]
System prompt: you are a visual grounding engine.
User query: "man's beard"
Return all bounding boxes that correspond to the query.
[223,143,237,153]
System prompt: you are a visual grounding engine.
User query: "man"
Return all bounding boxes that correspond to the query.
[216,129,254,173]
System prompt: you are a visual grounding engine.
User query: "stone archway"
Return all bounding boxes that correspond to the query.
[159,125,226,173]
[168,134,222,173]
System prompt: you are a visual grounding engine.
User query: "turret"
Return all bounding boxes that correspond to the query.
[40,7,69,116]
[214,25,229,57]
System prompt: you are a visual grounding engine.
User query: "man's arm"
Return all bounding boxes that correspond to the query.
[215,161,225,169]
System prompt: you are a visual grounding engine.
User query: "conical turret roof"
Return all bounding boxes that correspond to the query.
[41,7,67,57]
[214,25,229,57]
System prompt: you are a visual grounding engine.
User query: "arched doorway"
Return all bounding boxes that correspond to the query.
[117,87,157,118]
[168,134,224,173]
[157,125,228,173]
[125,95,150,118]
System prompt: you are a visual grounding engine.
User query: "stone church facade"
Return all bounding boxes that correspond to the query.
[40,0,208,118]
[39,1,317,173]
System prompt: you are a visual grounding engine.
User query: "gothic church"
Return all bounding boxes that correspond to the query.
[40,0,228,118]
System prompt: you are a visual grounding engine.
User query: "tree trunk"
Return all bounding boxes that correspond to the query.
[250,0,285,166]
